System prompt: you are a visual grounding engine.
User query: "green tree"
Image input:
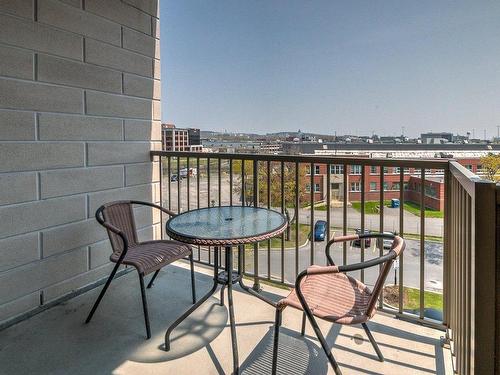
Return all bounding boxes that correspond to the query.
[233,161,307,209]
[480,153,500,182]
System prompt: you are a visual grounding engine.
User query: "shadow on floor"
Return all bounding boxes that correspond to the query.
[241,326,329,375]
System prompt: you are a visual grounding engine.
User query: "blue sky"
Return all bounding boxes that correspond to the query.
[160,1,500,138]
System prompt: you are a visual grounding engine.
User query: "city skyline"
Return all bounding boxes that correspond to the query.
[161,1,500,138]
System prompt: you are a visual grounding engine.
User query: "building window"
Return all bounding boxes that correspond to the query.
[392,182,400,190]
[404,168,410,174]
[306,165,311,175]
[383,182,389,191]
[314,165,321,175]
[305,183,311,192]
[350,182,361,192]
[351,165,362,175]
[466,165,473,171]
[314,183,321,192]
[370,182,377,191]
[370,166,378,174]
[383,166,390,174]
[394,167,400,174]
[425,185,437,198]
[330,165,344,174]
[425,169,433,174]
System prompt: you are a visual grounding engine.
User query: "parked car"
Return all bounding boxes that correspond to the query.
[352,229,371,248]
[314,220,327,241]
[383,231,396,249]
[170,174,178,182]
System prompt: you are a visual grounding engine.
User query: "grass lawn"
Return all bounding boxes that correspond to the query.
[384,285,443,311]
[244,223,311,250]
[402,201,443,218]
[351,200,444,218]
[351,200,389,214]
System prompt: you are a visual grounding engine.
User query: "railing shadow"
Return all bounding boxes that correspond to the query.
[241,326,329,375]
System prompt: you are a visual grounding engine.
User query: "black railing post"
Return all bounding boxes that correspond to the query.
[252,159,260,291]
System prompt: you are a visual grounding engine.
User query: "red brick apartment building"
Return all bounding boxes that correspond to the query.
[305,157,483,211]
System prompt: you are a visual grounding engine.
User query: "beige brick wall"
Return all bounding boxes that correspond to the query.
[0,0,161,325]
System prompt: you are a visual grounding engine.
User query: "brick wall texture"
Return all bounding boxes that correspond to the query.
[0,0,161,325]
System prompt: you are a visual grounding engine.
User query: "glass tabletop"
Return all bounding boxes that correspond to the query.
[165,206,287,243]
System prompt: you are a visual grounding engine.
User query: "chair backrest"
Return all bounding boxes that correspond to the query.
[365,236,405,317]
[99,201,138,253]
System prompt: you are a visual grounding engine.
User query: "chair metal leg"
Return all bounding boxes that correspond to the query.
[300,311,306,336]
[85,261,121,324]
[165,247,220,351]
[189,253,196,303]
[306,312,343,375]
[219,285,225,306]
[139,273,151,339]
[271,309,282,375]
[362,322,384,362]
[147,270,160,289]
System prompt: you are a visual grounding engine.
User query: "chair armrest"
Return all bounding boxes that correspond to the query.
[95,206,129,256]
[337,235,405,272]
[306,265,340,275]
[324,235,359,265]
[130,200,177,217]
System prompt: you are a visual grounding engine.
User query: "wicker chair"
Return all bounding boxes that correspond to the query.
[271,233,405,375]
[85,200,196,339]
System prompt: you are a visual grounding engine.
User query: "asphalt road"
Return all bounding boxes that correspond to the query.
[164,175,444,292]
[250,237,443,292]
[164,175,444,237]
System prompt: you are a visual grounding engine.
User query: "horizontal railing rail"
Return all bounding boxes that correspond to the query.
[152,150,454,331]
[151,150,450,168]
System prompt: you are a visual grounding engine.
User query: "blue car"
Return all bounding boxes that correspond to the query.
[314,220,327,241]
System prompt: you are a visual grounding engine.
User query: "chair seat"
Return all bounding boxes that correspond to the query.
[278,267,374,324]
[110,240,191,275]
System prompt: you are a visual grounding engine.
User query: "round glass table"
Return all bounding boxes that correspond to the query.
[164,206,288,375]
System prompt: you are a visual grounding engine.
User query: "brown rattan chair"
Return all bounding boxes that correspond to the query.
[85,200,196,339]
[271,233,405,375]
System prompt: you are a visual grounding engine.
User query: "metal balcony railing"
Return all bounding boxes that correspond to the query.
[150,150,499,375]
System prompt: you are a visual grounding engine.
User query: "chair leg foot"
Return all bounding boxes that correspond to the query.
[362,323,384,362]
[147,270,160,289]
[85,261,120,324]
[189,253,196,303]
[272,309,282,375]
[139,273,151,339]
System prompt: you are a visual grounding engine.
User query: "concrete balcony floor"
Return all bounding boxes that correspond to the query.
[0,261,450,374]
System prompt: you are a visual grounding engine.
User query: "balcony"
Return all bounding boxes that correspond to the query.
[1,1,499,374]
[3,148,496,375]
[0,259,447,374]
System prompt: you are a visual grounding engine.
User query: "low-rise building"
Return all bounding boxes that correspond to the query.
[161,124,203,151]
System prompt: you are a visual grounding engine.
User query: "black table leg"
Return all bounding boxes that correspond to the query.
[225,246,240,375]
[237,245,277,308]
[164,247,220,351]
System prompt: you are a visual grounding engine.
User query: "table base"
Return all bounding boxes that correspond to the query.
[164,245,277,375]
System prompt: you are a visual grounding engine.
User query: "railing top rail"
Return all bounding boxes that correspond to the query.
[150,150,450,169]
[449,160,487,197]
